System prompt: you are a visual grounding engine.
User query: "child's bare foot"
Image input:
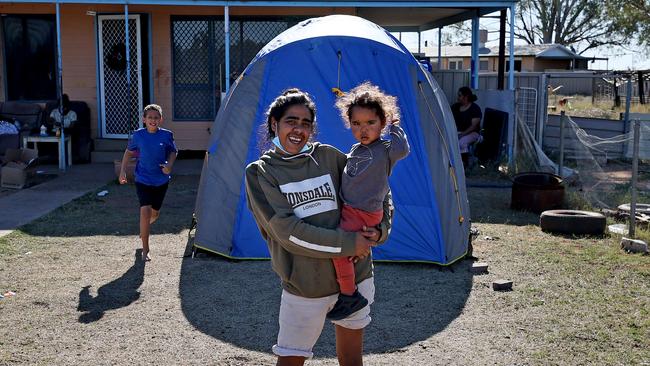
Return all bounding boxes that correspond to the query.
[150,211,160,224]
[142,250,151,262]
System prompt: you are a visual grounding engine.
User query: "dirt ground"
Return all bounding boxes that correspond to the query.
[0,175,648,365]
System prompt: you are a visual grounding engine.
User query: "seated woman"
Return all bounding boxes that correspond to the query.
[49,94,77,132]
[451,87,482,167]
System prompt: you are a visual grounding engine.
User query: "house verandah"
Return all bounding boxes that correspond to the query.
[0,0,516,158]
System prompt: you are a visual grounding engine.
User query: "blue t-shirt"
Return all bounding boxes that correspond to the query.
[127,127,177,186]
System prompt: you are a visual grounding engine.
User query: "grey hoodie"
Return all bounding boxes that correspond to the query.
[245,142,393,298]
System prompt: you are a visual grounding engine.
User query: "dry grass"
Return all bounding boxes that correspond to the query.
[468,186,650,365]
[550,94,650,119]
[0,176,648,365]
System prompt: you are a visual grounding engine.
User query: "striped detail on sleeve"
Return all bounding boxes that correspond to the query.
[289,235,341,253]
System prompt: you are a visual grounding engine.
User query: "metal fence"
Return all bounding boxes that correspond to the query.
[431,70,547,145]
[516,87,538,140]
[594,77,650,105]
[430,70,469,104]
[544,114,626,159]
[431,70,650,152]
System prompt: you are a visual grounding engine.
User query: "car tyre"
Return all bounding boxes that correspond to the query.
[540,210,606,235]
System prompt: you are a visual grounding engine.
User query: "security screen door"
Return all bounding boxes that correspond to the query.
[98,15,143,138]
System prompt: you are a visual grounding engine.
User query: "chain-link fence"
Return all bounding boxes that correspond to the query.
[516,87,538,139]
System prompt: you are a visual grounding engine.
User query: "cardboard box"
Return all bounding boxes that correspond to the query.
[114,158,137,183]
[1,148,38,189]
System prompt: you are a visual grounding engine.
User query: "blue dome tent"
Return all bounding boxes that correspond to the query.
[192,14,470,265]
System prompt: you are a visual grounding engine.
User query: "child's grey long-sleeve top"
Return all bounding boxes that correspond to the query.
[340,123,410,212]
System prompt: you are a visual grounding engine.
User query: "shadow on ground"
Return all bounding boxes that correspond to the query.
[468,186,539,226]
[0,173,59,199]
[179,256,473,356]
[18,175,199,237]
[77,249,145,323]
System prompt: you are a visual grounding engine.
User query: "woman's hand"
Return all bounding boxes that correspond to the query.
[351,226,379,263]
[361,225,379,240]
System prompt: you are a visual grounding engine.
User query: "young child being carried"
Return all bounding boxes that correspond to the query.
[327,82,410,320]
[119,104,177,262]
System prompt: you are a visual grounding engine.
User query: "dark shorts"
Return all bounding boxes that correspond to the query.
[135,182,169,210]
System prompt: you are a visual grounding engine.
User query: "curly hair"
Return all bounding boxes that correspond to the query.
[335,81,400,136]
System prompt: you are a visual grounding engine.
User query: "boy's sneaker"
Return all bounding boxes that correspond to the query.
[326,290,368,320]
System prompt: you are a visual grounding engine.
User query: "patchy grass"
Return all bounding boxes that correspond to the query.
[469,187,650,365]
[0,177,197,256]
[0,176,648,365]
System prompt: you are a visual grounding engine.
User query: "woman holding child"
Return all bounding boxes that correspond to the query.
[244,87,397,366]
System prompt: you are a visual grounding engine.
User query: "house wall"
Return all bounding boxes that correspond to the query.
[443,56,535,72]
[533,58,571,71]
[0,4,353,150]
[461,57,470,70]
[520,57,534,72]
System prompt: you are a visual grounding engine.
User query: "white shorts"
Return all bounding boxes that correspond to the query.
[272,277,375,359]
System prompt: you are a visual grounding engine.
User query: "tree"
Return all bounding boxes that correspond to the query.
[442,23,471,46]
[515,0,626,54]
[606,0,650,49]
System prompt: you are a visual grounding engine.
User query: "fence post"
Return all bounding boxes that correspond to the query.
[512,95,518,173]
[624,75,632,127]
[558,111,565,176]
[541,74,549,146]
[638,71,645,104]
[629,119,640,238]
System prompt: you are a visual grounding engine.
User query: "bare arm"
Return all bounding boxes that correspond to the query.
[459,117,481,136]
[119,149,134,184]
[161,151,177,175]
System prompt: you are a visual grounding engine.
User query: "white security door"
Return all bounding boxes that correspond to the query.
[98,15,143,138]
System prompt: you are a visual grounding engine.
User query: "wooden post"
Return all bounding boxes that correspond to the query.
[639,71,645,104]
[558,111,565,176]
[629,120,640,238]
[624,75,633,128]
[497,10,506,90]
[55,0,66,172]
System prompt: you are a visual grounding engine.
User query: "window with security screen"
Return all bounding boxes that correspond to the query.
[171,17,303,121]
